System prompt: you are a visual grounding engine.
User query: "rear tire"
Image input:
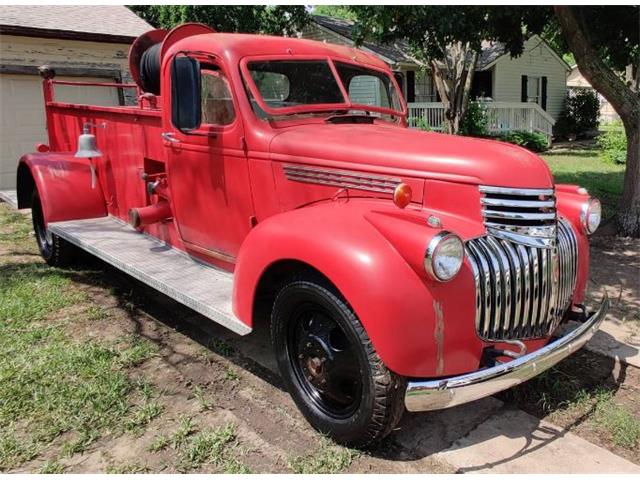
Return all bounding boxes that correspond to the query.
[31,190,76,267]
[271,277,406,447]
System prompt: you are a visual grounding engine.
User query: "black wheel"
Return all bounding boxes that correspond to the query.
[31,190,76,267]
[271,277,406,447]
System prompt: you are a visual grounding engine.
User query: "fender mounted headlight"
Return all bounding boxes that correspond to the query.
[581,198,601,234]
[425,232,464,282]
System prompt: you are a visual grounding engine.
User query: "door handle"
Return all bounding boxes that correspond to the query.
[161,132,180,143]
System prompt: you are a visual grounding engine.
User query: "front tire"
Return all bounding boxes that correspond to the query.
[271,277,406,447]
[31,190,76,267]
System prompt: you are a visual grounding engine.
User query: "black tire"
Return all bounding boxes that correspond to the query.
[31,190,76,267]
[271,277,406,447]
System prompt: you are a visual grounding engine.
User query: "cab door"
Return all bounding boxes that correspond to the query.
[164,56,254,263]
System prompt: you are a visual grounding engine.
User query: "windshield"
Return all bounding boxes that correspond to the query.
[244,58,404,119]
[334,61,402,112]
[248,60,344,108]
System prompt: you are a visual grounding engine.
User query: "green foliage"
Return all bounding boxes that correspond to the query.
[288,439,358,474]
[0,253,159,470]
[105,463,149,474]
[592,389,640,449]
[179,423,242,471]
[413,117,431,132]
[543,149,624,219]
[460,101,489,137]
[598,126,627,165]
[555,89,600,139]
[496,130,549,153]
[40,460,65,474]
[568,7,639,73]
[312,5,358,22]
[349,6,552,63]
[128,5,308,35]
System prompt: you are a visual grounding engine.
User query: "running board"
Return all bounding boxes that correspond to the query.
[48,216,251,336]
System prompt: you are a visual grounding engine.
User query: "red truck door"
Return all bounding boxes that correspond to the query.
[164,61,254,263]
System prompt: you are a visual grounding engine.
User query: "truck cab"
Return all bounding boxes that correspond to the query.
[16,24,608,447]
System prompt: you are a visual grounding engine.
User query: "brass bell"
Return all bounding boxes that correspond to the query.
[75,124,102,158]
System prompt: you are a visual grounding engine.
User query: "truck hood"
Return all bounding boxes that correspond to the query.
[269,123,553,188]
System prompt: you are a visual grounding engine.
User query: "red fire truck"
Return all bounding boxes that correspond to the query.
[16,24,608,446]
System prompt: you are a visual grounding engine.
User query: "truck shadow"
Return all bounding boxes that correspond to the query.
[58,253,635,467]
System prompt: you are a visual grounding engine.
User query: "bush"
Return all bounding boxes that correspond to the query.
[414,117,431,132]
[496,130,549,153]
[598,126,627,164]
[460,101,489,137]
[554,89,600,139]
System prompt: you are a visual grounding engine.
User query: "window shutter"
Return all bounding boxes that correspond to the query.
[541,76,548,110]
[406,70,415,103]
[521,75,528,102]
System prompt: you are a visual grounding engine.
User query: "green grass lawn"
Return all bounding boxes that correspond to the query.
[542,149,625,220]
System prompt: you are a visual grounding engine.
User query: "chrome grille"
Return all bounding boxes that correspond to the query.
[467,219,578,341]
[479,185,556,248]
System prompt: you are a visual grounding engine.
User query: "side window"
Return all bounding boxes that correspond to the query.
[201,68,235,126]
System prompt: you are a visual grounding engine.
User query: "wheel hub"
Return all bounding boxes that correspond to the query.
[289,309,363,417]
[306,356,324,378]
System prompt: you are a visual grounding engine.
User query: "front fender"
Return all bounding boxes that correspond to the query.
[17,152,107,224]
[556,184,592,305]
[233,200,482,378]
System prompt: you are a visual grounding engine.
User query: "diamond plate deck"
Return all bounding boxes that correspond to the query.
[48,216,251,335]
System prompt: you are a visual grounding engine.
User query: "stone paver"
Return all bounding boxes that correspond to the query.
[558,319,640,368]
[0,189,18,209]
[438,406,640,473]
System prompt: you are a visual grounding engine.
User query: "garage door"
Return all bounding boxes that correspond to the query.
[0,73,120,189]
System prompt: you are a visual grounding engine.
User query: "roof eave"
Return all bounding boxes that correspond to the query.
[0,24,138,44]
[310,19,409,66]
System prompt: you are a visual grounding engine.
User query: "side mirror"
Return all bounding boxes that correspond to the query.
[171,55,202,132]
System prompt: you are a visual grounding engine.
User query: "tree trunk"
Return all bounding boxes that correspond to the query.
[430,43,478,135]
[555,6,640,236]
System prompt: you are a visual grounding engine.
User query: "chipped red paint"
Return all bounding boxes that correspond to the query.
[16,26,594,379]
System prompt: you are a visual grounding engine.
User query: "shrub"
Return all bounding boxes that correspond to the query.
[414,117,431,132]
[554,89,600,139]
[597,126,627,164]
[496,130,549,153]
[460,101,489,137]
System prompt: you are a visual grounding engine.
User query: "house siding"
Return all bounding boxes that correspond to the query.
[491,36,568,120]
[1,34,134,84]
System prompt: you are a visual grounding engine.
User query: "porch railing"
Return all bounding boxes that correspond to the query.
[408,101,555,141]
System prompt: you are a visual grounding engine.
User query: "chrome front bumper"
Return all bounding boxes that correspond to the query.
[405,295,609,412]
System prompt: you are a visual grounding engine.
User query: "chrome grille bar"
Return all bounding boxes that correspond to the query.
[479,185,557,248]
[467,218,578,341]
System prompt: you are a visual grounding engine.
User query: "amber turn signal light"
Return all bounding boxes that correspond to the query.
[393,183,412,209]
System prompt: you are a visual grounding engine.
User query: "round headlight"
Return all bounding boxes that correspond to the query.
[425,232,464,282]
[581,198,601,234]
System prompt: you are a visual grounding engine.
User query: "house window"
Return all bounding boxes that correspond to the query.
[415,70,437,102]
[527,76,541,105]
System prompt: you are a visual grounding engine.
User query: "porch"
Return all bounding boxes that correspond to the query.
[407,101,556,142]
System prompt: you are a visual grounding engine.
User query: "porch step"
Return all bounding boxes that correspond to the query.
[48,216,251,336]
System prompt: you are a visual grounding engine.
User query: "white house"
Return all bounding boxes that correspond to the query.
[301,15,571,139]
